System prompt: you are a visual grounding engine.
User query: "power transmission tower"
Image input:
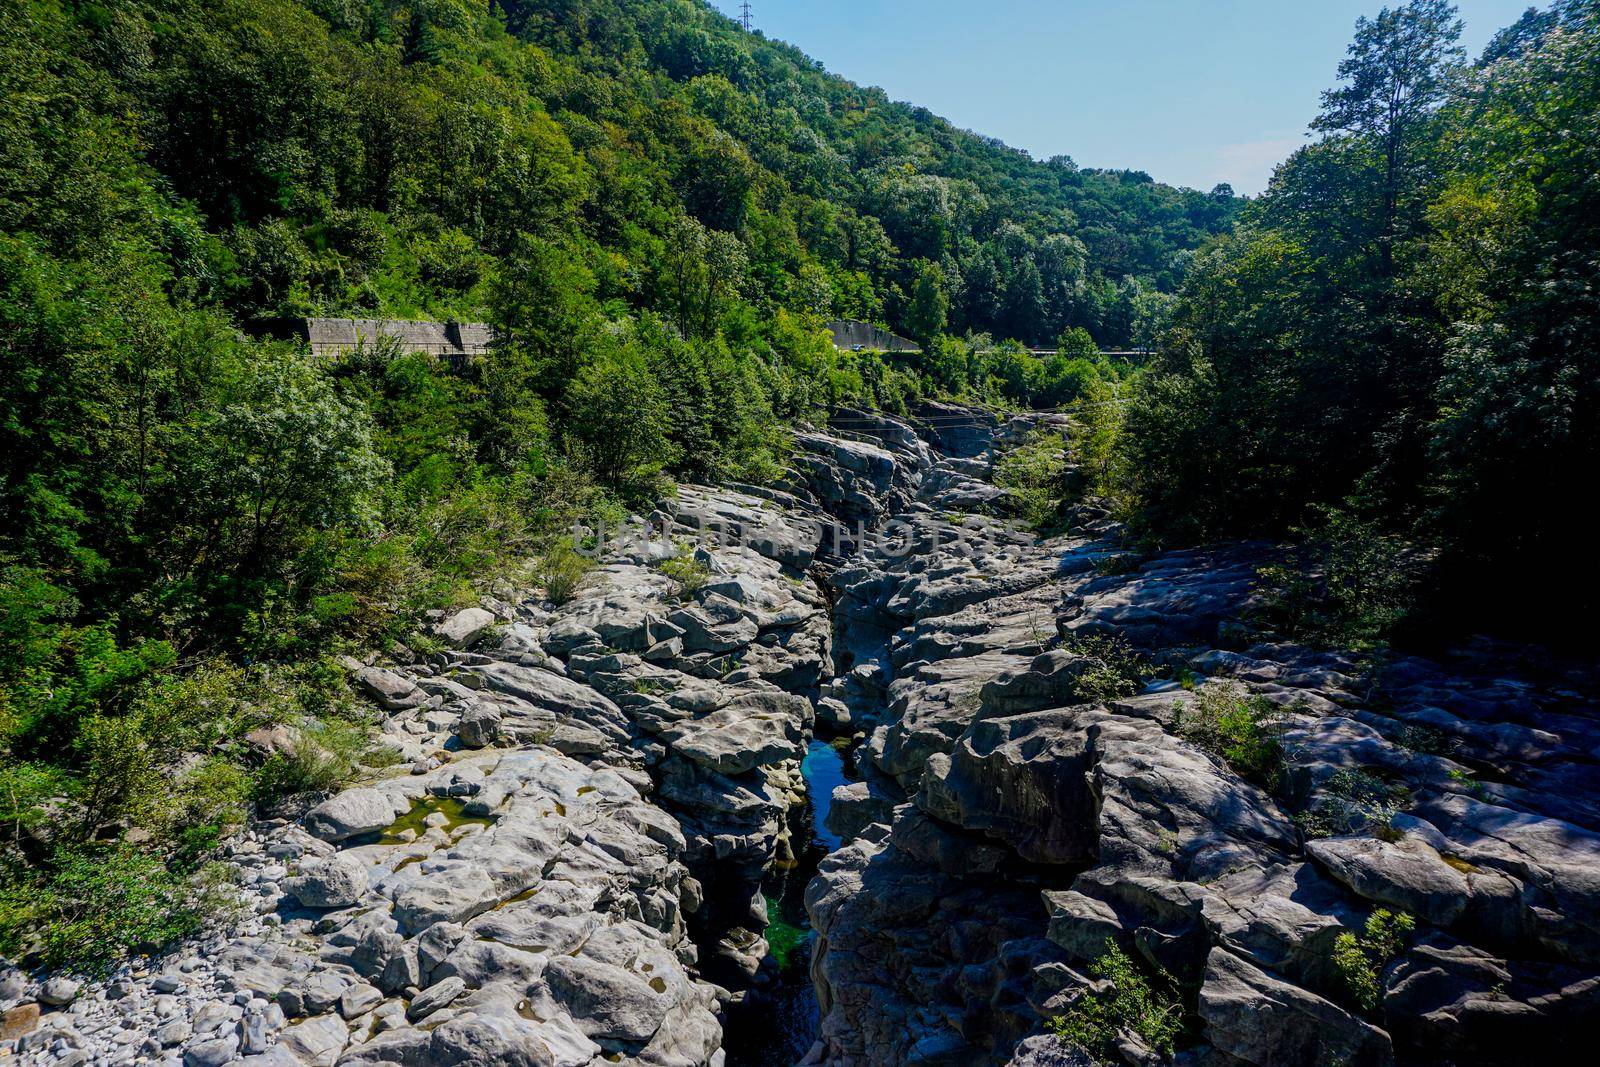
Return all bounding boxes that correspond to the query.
[739,1,753,31]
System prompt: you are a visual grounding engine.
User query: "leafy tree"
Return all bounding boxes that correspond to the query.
[904,260,949,345]
[564,348,674,483]
[1312,0,1465,280]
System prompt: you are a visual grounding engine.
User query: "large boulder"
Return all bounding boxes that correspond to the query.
[1197,948,1395,1067]
[662,692,807,776]
[542,955,670,1043]
[436,607,497,648]
[303,788,398,842]
[353,666,426,711]
[283,854,369,908]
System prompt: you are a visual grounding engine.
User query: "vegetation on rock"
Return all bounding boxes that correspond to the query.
[1049,941,1185,1061]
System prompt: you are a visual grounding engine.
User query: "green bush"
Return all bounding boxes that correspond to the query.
[994,431,1070,531]
[1050,941,1184,1061]
[536,537,595,605]
[1174,683,1287,791]
[1061,632,1151,703]
[1296,768,1414,839]
[252,717,377,802]
[1331,909,1416,1013]
[1257,505,1421,651]
[0,847,233,971]
[660,550,713,599]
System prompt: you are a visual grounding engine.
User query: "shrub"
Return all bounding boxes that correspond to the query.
[252,717,374,801]
[0,761,67,851]
[1257,505,1421,650]
[536,537,594,605]
[1174,683,1286,791]
[0,847,233,971]
[1331,909,1416,1013]
[1296,768,1414,839]
[1050,941,1184,1060]
[660,550,712,599]
[1062,632,1151,703]
[1071,373,1134,514]
[165,759,254,864]
[994,431,1070,531]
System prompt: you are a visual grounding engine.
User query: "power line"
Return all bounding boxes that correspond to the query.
[739,1,752,31]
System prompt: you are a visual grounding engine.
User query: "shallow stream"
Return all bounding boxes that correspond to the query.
[722,737,853,1065]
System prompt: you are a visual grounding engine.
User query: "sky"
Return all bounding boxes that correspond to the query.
[706,0,1538,194]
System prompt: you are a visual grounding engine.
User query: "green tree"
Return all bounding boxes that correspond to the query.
[564,348,674,483]
[903,259,949,345]
[1312,0,1465,279]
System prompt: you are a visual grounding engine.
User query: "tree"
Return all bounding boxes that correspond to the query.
[904,260,949,345]
[1312,0,1465,279]
[563,348,673,483]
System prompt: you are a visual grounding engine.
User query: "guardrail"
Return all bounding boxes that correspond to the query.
[307,341,492,359]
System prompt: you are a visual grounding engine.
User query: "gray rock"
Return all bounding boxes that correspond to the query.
[1307,835,1470,927]
[353,666,426,711]
[275,1013,348,1067]
[302,789,396,842]
[183,1034,240,1067]
[662,693,807,776]
[283,854,368,909]
[436,607,497,648]
[337,981,383,1020]
[1197,948,1394,1067]
[39,977,80,1006]
[456,701,502,748]
[404,976,464,1022]
[543,955,670,1042]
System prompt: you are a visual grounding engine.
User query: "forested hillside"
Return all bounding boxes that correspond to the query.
[1084,0,1600,647]
[0,0,1230,963]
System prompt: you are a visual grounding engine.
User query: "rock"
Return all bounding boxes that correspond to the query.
[1197,948,1394,1067]
[296,972,350,1016]
[404,976,465,1022]
[338,981,383,1019]
[1043,890,1126,961]
[154,1019,191,1047]
[663,693,806,775]
[283,854,369,908]
[428,1015,578,1067]
[353,666,426,711]
[825,781,895,843]
[151,973,185,994]
[302,788,396,842]
[39,977,80,1006]
[1307,835,1470,927]
[436,607,497,648]
[543,954,670,1042]
[183,1034,241,1067]
[239,1009,272,1055]
[275,1013,349,1066]
[978,649,1098,716]
[245,724,298,758]
[1,1002,39,1042]
[457,701,502,748]
[1008,1034,1098,1066]
[816,696,853,731]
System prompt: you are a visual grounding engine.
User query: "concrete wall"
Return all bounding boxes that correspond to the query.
[292,318,492,358]
[826,320,920,353]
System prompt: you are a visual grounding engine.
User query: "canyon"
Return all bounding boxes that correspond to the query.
[6,406,1598,1067]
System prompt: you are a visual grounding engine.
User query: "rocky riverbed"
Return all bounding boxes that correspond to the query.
[3,404,1597,1066]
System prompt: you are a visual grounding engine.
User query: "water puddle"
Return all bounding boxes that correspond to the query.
[723,738,854,1066]
[375,796,494,845]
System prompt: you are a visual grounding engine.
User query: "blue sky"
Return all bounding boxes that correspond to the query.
[707,0,1537,194]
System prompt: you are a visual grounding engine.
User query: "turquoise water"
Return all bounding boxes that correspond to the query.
[803,738,849,851]
[723,738,851,1066]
